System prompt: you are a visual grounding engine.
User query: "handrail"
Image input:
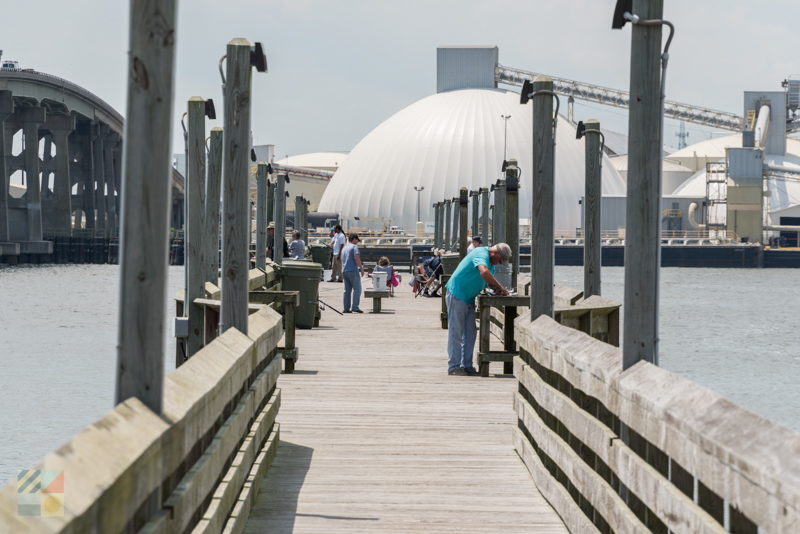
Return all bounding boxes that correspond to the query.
[0,306,284,533]
[513,312,800,533]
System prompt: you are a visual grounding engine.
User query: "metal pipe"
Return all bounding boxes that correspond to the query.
[754,104,770,149]
[687,202,706,229]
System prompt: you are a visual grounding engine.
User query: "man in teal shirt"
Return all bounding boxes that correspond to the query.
[445,243,512,375]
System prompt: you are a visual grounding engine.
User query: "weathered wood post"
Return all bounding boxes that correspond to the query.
[505,161,520,290]
[221,38,265,335]
[294,195,302,236]
[582,119,603,298]
[471,190,479,238]
[489,205,494,244]
[458,188,468,259]
[432,202,440,249]
[266,176,275,229]
[205,127,223,285]
[255,162,268,269]
[302,197,310,243]
[480,187,489,243]
[504,162,520,375]
[273,173,287,265]
[116,0,178,412]
[451,196,459,251]
[530,76,556,320]
[185,97,210,358]
[493,180,506,244]
[622,0,664,369]
[444,199,452,251]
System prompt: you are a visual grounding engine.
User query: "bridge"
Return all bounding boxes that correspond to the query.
[0,70,184,264]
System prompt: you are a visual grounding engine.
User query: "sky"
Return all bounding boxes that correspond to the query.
[3,0,799,158]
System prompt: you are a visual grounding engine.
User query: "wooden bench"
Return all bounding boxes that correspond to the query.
[363,289,390,313]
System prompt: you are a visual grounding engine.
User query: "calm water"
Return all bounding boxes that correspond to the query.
[1,264,799,484]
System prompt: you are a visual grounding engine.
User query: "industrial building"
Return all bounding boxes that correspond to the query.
[318,46,800,249]
[318,47,626,232]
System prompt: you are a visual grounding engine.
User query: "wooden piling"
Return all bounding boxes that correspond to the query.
[266,178,275,229]
[221,38,254,335]
[115,0,178,413]
[433,202,440,249]
[493,181,506,245]
[444,199,452,251]
[531,76,556,320]
[584,119,602,298]
[480,187,489,243]
[504,161,519,290]
[255,163,268,269]
[471,190,479,238]
[623,0,664,369]
[273,174,287,265]
[185,97,208,358]
[458,188,468,259]
[205,127,223,285]
[452,196,459,251]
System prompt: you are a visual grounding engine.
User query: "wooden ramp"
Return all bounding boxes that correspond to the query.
[245,281,567,533]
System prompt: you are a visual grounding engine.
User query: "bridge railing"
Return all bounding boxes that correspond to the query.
[513,311,800,534]
[0,283,285,534]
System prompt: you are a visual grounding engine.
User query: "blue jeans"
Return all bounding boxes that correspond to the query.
[446,292,476,371]
[343,271,362,312]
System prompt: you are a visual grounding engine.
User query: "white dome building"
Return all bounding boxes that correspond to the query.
[318,88,626,232]
[275,152,348,172]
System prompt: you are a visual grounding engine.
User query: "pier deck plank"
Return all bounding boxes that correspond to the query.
[244,282,567,533]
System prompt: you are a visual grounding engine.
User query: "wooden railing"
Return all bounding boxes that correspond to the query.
[484,282,621,372]
[512,312,800,534]
[0,303,283,533]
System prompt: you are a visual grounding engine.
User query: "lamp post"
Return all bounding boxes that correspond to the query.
[501,114,511,162]
[414,185,425,222]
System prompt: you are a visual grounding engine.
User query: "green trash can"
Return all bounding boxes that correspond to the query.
[441,252,462,275]
[279,260,323,328]
[310,244,331,269]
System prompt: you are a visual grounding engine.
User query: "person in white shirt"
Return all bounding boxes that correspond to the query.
[467,235,483,253]
[328,225,346,282]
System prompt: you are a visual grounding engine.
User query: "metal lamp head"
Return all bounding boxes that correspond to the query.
[251,42,268,72]
[520,79,533,105]
[612,0,633,29]
[576,121,586,139]
[204,99,216,120]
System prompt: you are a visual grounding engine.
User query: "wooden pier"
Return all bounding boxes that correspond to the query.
[244,283,567,533]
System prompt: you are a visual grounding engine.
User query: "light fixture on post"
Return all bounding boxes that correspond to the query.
[413,185,425,223]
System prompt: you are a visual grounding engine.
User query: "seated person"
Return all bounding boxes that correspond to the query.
[372,256,401,294]
[413,249,444,296]
[289,231,306,259]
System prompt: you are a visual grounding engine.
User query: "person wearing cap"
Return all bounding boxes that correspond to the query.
[341,233,365,313]
[467,235,483,253]
[444,243,511,376]
[266,221,289,261]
